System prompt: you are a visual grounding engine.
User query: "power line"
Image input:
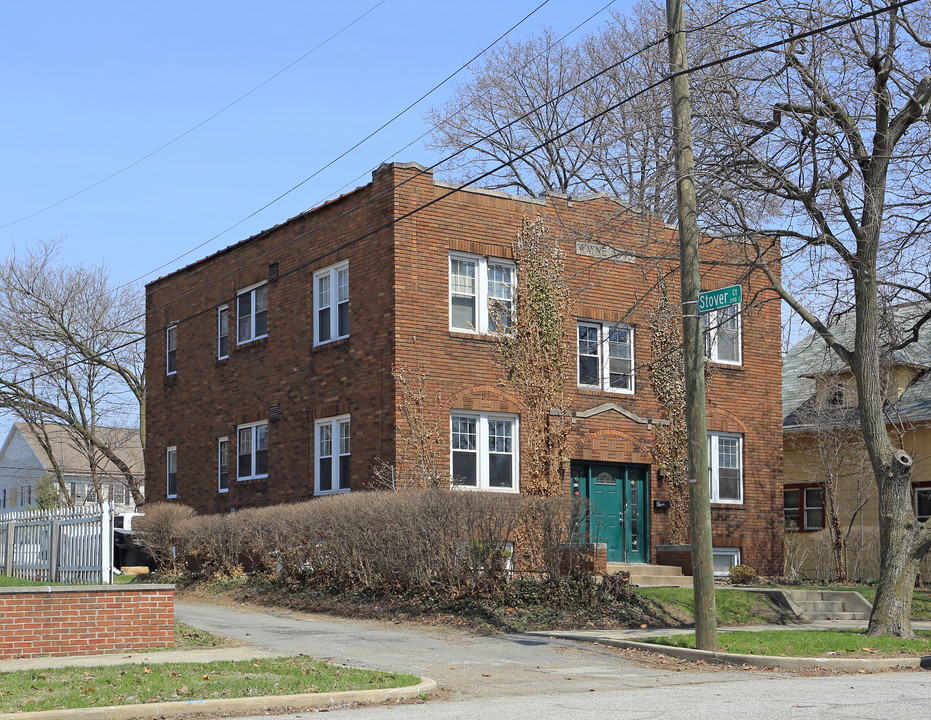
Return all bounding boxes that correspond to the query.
[2,0,919,389]
[0,0,391,232]
[124,0,556,288]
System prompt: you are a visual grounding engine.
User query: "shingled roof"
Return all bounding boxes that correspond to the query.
[783,303,931,429]
[13,422,144,478]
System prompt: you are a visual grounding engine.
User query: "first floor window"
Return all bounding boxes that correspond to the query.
[218,437,229,492]
[167,447,177,498]
[237,283,268,344]
[314,262,349,344]
[316,415,350,494]
[703,305,741,365]
[915,484,931,522]
[709,433,742,503]
[784,485,824,531]
[0,488,6,508]
[109,483,127,505]
[577,321,634,393]
[18,485,33,507]
[166,325,178,375]
[451,413,518,492]
[237,422,268,480]
[449,253,514,334]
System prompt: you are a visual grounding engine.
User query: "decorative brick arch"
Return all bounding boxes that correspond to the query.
[444,384,523,414]
[706,403,749,434]
[569,428,652,464]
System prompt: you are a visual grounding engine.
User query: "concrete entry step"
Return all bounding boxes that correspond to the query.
[767,588,873,621]
[607,562,694,587]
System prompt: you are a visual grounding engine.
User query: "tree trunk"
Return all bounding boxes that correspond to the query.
[867,450,918,637]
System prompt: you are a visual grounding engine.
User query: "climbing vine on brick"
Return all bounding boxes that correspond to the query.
[648,276,690,543]
[494,217,571,497]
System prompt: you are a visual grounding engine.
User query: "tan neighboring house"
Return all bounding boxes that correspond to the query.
[782,303,931,582]
[0,423,143,515]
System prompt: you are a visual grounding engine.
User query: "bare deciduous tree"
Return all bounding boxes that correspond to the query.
[0,241,146,505]
[694,0,931,636]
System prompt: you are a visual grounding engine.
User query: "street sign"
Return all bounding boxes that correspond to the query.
[698,285,741,314]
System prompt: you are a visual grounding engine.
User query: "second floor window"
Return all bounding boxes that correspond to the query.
[703,306,741,365]
[237,283,268,344]
[166,325,178,375]
[218,306,229,359]
[449,253,514,334]
[315,262,349,345]
[577,322,634,393]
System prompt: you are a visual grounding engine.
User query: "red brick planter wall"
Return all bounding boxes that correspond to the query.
[0,584,174,660]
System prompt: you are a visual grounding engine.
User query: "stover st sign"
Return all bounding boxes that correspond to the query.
[698,285,742,314]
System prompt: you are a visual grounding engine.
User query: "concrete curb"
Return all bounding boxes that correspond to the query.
[0,678,438,720]
[549,632,931,671]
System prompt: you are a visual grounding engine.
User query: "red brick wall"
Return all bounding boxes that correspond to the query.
[0,585,174,659]
[145,161,783,575]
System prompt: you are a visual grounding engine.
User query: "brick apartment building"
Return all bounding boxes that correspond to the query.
[145,161,784,575]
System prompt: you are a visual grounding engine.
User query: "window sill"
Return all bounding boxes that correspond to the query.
[706,360,743,371]
[315,488,350,496]
[577,387,635,398]
[236,475,268,484]
[235,336,269,353]
[312,336,350,351]
[448,330,507,343]
[452,484,520,494]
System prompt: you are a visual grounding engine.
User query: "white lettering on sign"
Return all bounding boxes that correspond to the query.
[575,241,635,263]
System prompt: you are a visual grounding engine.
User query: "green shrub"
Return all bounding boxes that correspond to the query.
[729,564,757,585]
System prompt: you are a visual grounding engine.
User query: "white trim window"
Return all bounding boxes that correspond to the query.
[315,415,350,494]
[166,446,177,498]
[703,306,741,365]
[237,421,268,480]
[218,437,229,493]
[449,253,514,334]
[712,548,741,577]
[314,262,349,345]
[577,321,634,393]
[237,283,268,344]
[166,325,178,375]
[450,413,518,492]
[218,306,229,359]
[709,433,742,503]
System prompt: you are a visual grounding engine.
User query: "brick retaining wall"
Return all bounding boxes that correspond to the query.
[0,584,174,659]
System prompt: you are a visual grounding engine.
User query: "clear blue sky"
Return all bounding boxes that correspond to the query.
[0,0,634,286]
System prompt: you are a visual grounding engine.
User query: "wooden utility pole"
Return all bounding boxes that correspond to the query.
[665,0,717,650]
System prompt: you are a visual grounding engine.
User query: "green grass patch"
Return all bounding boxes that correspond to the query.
[0,575,54,587]
[633,587,796,626]
[0,657,420,713]
[643,628,931,658]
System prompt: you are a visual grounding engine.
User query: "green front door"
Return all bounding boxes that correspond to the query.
[573,463,649,563]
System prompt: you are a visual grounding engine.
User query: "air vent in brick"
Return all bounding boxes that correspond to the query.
[268,262,279,282]
[269,403,280,422]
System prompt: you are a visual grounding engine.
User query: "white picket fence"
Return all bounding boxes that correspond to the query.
[0,503,113,584]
